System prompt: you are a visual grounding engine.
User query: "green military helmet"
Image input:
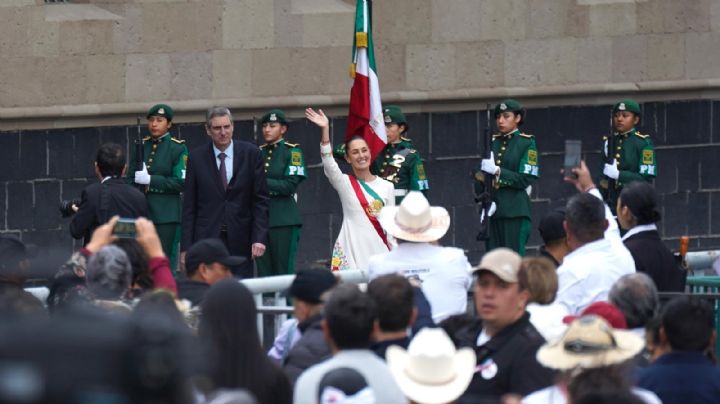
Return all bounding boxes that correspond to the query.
[383,105,407,124]
[613,99,641,115]
[261,109,287,125]
[494,99,524,117]
[147,104,174,121]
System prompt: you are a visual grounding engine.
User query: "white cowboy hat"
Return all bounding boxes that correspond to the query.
[378,191,450,242]
[536,315,644,370]
[386,328,476,404]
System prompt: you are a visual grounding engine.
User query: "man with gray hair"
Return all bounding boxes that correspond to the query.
[181,107,270,279]
[86,244,133,313]
[609,272,659,334]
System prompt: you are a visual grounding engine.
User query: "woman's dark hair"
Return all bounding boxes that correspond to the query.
[134,290,187,331]
[198,280,290,403]
[661,296,714,352]
[619,181,661,225]
[113,239,153,292]
[344,135,368,156]
[568,365,637,404]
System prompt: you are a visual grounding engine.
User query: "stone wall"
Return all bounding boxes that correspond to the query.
[2,99,718,275]
[1,0,720,128]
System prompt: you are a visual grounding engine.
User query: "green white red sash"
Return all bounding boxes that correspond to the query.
[348,175,390,250]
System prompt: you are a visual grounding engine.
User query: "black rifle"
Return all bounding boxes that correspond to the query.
[134,117,145,188]
[475,104,494,241]
[605,114,617,209]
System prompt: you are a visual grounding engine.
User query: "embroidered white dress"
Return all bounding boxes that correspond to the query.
[321,143,395,271]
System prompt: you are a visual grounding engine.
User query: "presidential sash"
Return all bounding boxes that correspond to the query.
[348,176,391,250]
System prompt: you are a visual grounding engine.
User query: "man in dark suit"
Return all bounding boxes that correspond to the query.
[181,106,270,278]
[70,143,149,244]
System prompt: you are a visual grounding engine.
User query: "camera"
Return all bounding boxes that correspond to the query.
[59,199,81,218]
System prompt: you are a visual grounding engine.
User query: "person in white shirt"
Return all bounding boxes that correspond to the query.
[368,191,472,323]
[554,161,635,315]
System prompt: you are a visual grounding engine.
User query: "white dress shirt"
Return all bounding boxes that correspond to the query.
[553,188,636,315]
[621,223,658,241]
[213,141,234,184]
[523,385,661,404]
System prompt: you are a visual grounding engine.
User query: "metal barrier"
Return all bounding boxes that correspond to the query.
[685,250,720,275]
[242,252,719,343]
[683,276,720,356]
[241,270,368,342]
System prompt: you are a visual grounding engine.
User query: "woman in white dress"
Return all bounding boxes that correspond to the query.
[305,108,395,271]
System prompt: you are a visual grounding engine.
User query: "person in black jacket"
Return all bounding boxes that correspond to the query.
[454,248,554,402]
[282,269,337,384]
[617,182,685,291]
[176,238,245,306]
[70,143,149,245]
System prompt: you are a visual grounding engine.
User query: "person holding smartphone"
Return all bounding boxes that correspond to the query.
[475,99,539,256]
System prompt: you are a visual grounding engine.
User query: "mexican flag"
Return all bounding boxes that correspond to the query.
[347,0,386,160]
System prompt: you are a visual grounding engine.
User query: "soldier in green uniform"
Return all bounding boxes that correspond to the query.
[130,104,188,273]
[373,105,429,204]
[256,109,306,277]
[600,99,657,210]
[475,99,539,256]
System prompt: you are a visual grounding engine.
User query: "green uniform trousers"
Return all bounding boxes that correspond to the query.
[155,223,179,276]
[256,225,301,277]
[486,217,531,257]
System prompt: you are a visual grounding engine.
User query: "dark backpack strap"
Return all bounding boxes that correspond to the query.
[97,182,111,224]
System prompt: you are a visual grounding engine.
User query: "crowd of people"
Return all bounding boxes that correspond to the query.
[1,187,718,403]
[0,97,716,403]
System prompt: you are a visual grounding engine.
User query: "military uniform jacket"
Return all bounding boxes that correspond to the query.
[601,128,656,188]
[260,139,306,227]
[488,129,539,219]
[371,138,429,201]
[128,133,188,224]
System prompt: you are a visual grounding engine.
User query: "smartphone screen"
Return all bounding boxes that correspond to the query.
[112,218,137,239]
[564,140,582,178]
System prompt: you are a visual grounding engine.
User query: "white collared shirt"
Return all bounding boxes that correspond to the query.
[554,189,636,315]
[213,141,234,183]
[622,223,658,241]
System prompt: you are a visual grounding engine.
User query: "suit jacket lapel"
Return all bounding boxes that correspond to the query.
[228,141,241,189]
[206,142,225,194]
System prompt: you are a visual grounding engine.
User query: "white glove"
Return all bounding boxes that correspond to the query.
[481,152,499,175]
[480,202,497,223]
[603,161,619,180]
[134,163,151,185]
